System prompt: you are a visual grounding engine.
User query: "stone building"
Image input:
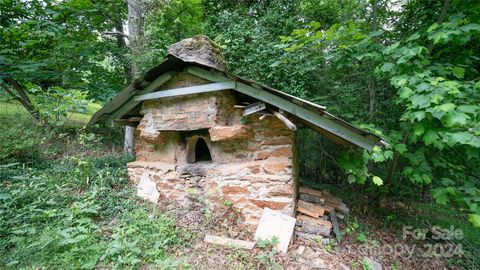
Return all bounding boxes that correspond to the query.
[88,36,385,228]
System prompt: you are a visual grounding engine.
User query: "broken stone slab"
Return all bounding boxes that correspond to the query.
[208,125,252,141]
[136,172,160,203]
[296,245,306,255]
[204,234,255,250]
[167,35,228,71]
[254,208,296,254]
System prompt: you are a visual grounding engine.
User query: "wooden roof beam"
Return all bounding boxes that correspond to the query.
[187,66,378,151]
[134,81,236,101]
[107,72,175,121]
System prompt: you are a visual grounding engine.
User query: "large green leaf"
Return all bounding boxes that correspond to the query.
[442,111,470,127]
[423,130,439,145]
[468,214,480,227]
[372,176,383,186]
[434,103,455,112]
[411,95,431,108]
[399,87,413,99]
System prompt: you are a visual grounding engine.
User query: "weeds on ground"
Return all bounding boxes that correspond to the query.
[0,155,187,269]
[255,237,283,270]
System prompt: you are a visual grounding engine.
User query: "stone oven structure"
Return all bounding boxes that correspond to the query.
[88,35,385,228]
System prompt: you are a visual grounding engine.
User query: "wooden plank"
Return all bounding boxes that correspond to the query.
[243,102,266,116]
[299,187,323,198]
[204,235,255,250]
[297,206,319,218]
[127,117,142,122]
[108,72,175,121]
[113,119,139,127]
[187,66,377,150]
[297,200,325,218]
[296,214,332,229]
[324,201,349,214]
[321,190,343,205]
[295,220,331,237]
[330,209,342,243]
[134,81,236,101]
[322,204,335,213]
[299,193,325,205]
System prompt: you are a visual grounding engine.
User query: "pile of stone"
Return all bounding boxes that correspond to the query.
[295,187,350,241]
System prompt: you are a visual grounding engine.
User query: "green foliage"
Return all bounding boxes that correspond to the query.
[0,0,125,104]
[0,155,181,269]
[282,1,480,227]
[254,237,283,270]
[31,85,90,125]
[357,232,367,243]
[141,0,204,72]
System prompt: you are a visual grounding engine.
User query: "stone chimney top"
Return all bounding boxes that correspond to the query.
[167,35,228,72]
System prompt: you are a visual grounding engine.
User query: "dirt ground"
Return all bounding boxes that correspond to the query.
[157,199,455,270]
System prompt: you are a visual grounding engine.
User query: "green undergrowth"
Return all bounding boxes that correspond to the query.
[0,100,100,128]
[0,155,188,270]
[0,116,123,164]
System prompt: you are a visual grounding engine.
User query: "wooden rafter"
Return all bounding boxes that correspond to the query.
[134,81,235,101]
[242,102,266,116]
[108,72,175,121]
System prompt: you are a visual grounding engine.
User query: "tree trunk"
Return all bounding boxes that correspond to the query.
[127,0,144,77]
[368,0,378,124]
[112,2,133,83]
[120,0,145,154]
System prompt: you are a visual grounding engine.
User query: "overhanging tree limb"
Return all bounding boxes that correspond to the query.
[1,78,40,120]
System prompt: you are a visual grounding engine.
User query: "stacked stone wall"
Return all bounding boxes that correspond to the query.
[129,72,297,227]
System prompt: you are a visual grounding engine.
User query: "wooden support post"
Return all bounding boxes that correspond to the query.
[124,126,135,154]
[331,209,342,243]
[270,109,297,130]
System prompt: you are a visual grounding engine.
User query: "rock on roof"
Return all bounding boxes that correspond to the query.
[167,35,228,72]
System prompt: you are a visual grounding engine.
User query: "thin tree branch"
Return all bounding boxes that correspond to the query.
[427,0,451,54]
[101,31,130,39]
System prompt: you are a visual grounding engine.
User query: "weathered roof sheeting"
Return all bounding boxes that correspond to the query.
[88,54,386,150]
